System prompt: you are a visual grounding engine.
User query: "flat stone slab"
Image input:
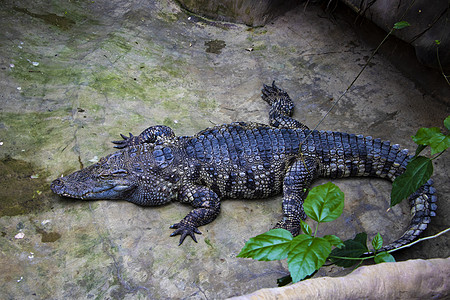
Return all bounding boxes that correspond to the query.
[0,0,448,298]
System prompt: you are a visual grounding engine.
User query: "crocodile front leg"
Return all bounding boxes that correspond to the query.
[112,125,175,149]
[261,81,309,130]
[170,184,221,245]
[274,156,319,236]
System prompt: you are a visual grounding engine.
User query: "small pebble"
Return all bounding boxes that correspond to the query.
[15,232,25,239]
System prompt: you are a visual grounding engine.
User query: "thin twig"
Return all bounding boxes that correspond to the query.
[300,0,416,141]
[387,227,450,253]
[436,46,450,85]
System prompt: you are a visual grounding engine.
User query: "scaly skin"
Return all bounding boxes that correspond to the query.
[51,82,437,250]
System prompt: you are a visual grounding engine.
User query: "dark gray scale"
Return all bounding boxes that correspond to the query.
[371,138,382,175]
[332,132,346,178]
[133,162,144,173]
[385,144,400,179]
[288,129,300,153]
[393,149,410,177]
[277,128,287,154]
[363,136,374,176]
[379,140,393,177]
[259,128,273,169]
[339,132,353,176]
[204,133,215,162]
[367,138,380,176]
[229,127,244,156]
[311,130,323,157]
[354,135,366,176]
[152,145,173,169]
[347,134,359,176]
[185,140,196,158]
[326,131,339,178]
[247,129,260,157]
[317,130,330,176]
[245,169,256,191]
[129,146,138,158]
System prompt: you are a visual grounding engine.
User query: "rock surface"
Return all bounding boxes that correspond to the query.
[176,0,299,26]
[0,0,448,298]
[342,0,450,70]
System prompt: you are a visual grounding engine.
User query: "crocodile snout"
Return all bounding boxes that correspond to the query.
[50,178,65,195]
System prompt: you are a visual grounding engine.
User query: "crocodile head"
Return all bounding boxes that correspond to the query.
[51,144,181,206]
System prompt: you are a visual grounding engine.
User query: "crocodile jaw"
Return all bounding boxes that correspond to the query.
[51,168,134,200]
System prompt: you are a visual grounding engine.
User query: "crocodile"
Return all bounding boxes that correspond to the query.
[51,82,437,250]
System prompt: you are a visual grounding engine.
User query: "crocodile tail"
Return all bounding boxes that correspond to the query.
[358,136,438,252]
[309,131,438,252]
[379,179,437,252]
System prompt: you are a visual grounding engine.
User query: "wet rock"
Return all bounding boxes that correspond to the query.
[176,0,300,26]
[342,0,450,70]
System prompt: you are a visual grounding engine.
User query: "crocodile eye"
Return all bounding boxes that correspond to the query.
[111,169,128,176]
[98,169,128,179]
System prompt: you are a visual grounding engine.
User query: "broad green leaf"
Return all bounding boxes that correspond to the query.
[237,229,293,261]
[329,233,368,268]
[324,235,344,248]
[372,233,383,251]
[444,116,450,130]
[304,182,345,223]
[428,133,450,155]
[412,127,450,155]
[374,251,395,264]
[391,156,433,206]
[412,127,441,144]
[414,144,427,157]
[353,232,368,246]
[300,220,312,236]
[287,235,331,282]
[435,40,441,46]
[393,21,410,29]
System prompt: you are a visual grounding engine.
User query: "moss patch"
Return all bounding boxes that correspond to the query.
[0,156,53,217]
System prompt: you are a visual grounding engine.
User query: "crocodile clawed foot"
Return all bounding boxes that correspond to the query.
[261,81,284,105]
[111,133,135,149]
[170,222,202,246]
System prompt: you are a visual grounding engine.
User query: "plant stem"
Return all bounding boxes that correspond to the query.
[431,149,446,160]
[387,227,450,253]
[329,255,373,261]
[298,25,398,149]
[436,46,450,85]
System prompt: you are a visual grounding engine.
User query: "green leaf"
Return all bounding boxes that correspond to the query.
[329,233,368,268]
[391,156,433,206]
[393,21,410,29]
[374,251,396,264]
[324,235,344,248]
[444,116,450,130]
[435,40,441,46]
[372,233,383,251]
[353,232,368,246]
[300,220,312,236]
[414,144,427,157]
[287,235,331,282]
[277,275,292,287]
[412,127,441,144]
[304,182,345,223]
[412,127,450,155]
[237,229,293,261]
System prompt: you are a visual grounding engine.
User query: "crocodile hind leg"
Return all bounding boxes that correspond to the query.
[274,156,319,236]
[170,184,221,245]
[112,125,175,149]
[261,81,309,130]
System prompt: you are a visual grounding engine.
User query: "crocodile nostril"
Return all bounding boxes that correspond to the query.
[50,178,65,194]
